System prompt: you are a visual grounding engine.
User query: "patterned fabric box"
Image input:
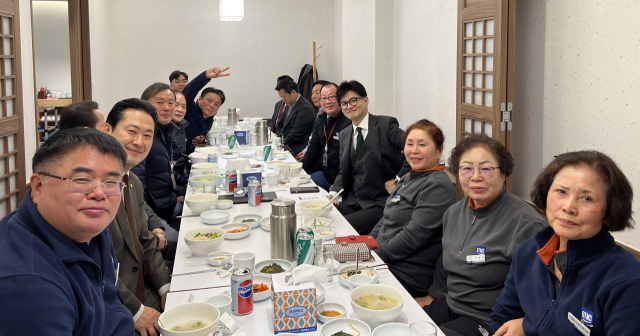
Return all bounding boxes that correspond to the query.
[323,243,373,262]
[272,273,317,334]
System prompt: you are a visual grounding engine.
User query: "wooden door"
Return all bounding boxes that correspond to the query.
[0,0,26,218]
[68,0,91,102]
[456,0,516,194]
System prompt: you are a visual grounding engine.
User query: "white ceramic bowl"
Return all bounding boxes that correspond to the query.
[315,282,325,303]
[320,318,371,336]
[266,161,286,170]
[221,223,251,240]
[300,200,333,218]
[183,227,225,257]
[317,228,336,241]
[189,153,209,164]
[200,210,230,225]
[372,323,420,336]
[317,302,347,324]
[222,153,238,159]
[250,163,266,171]
[195,146,219,153]
[159,302,220,336]
[185,194,219,214]
[338,266,379,288]
[216,199,233,210]
[292,173,311,183]
[350,284,405,329]
[239,150,256,156]
[254,259,292,275]
[192,162,218,173]
[282,162,303,174]
[189,174,224,189]
[233,214,263,228]
[253,275,272,302]
[260,217,271,231]
[303,216,333,229]
[207,251,232,266]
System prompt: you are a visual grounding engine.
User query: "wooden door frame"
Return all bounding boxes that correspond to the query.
[68,0,91,102]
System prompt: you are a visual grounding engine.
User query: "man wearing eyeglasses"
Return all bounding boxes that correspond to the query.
[103,98,172,336]
[328,80,405,235]
[0,128,134,335]
[274,78,317,156]
[301,82,352,190]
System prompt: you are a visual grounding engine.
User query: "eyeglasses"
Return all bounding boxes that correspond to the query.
[320,95,337,102]
[38,172,125,196]
[458,166,500,179]
[340,96,364,109]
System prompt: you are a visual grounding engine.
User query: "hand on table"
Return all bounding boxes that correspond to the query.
[135,306,161,336]
[192,135,205,146]
[414,294,436,308]
[152,228,167,252]
[177,196,185,204]
[385,179,397,194]
[493,317,524,336]
[295,152,305,161]
[205,67,230,79]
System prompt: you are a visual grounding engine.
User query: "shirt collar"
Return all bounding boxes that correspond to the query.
[354,113,370,133]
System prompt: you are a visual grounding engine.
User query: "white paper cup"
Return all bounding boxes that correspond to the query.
[349,274,374,290]
[205,295,232,316]
[233,252,255,270]
[266,173,279,186]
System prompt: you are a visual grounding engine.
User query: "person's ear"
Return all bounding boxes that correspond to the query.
[30,174,44,205]
[103,123,112,134]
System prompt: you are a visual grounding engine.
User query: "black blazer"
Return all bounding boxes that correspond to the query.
[331,114,404,208]
[279,95,316,156]
[268,100,286,134]
[302,111,352,184]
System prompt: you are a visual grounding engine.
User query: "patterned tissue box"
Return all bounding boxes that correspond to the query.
[272,273,317,334]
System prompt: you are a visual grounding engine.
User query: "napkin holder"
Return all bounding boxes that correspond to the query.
[271,273,317,334]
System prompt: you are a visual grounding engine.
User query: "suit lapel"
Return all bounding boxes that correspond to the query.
[282,105,295,129]
[116,199,140,262]
[367,114,383,168]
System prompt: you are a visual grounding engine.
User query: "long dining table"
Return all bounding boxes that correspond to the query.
[166,148,445,335]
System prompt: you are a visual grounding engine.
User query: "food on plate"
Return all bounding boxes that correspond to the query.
[170,320,209,331]
[192,177,217,181]
[223,152,234,155]
[253,283,270,293]
[313,219,328,226]
[251,164,263,168]
[354,294,400,310]
[227,228,248,233]
[260,262,286,274]
[211,257,227,260]
[241,219,256,223]
[304,205,324,209]
[341,269,375,280]
[319,310,342,317]
[319,232,332,235]
[190,232,222,241]
[331,324,362,336]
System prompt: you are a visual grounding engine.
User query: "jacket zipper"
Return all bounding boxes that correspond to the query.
[458,213,477,254]
[537,253,570,334]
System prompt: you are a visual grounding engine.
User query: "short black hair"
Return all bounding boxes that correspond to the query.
[321,82,339,93]
[275,78,298,94]
[200,87,226,105]
[312,80,330,89]
[169,70,188,82]
[277,75,293,84]
[33,128,128,174]
[531,150,634,231]
[336,80,368,103]
[448,133,514,177]
[106,98,158,130]
[141,82,175,101]
[59,101,100,130]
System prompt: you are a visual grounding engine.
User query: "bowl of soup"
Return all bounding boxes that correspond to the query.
[350,284,405,328]
[189,174,224,189]
[158,302,220,336]
[192,162,218,174]
[185,193,218,215]
[300,200,333,218]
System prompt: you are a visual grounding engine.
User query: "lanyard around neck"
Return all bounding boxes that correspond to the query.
[323,114,342,148]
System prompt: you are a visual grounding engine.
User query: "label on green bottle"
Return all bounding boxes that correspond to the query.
[228,135,237,149]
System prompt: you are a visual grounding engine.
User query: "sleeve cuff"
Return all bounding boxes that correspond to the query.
[158,283,171,297]
[132,304,145,322]
[329,191,337,197]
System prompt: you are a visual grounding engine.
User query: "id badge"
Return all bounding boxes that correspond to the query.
[322,153,328,167]
[568,312,591,336]
[466,254,485,263]
[391,193,401,203]
[170,160,177,188]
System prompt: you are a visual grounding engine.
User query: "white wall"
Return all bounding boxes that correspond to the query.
[32,1,72,93]
[393,0,457,162]
[20,0,36,180]
[91,0,336,117]
[88,0,112,115]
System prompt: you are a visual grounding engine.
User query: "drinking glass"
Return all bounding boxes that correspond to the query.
[315,250,335,282]
[279,165,290,184]
[410,321,437,336]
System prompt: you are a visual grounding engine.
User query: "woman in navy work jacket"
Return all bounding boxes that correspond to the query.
[492,150,640,336]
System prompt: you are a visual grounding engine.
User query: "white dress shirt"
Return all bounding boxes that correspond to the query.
[352,112,370,150]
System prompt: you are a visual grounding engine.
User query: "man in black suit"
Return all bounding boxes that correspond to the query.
[328,80,404,235]
[268,75,293,134]
[274,78,316,156]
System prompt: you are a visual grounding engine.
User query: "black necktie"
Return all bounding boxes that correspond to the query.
[356,127,364,153]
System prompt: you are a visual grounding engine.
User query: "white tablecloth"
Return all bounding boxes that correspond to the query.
[166,149,444,335]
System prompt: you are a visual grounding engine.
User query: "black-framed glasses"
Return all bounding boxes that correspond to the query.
[340,96,364,109]
[38,172,125,196]
[320,95,337,102]
[458,166,500,179]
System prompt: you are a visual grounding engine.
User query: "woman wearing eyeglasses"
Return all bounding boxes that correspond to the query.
[417,134,547,336]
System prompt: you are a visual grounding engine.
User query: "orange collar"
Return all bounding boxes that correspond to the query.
[405,165,445,179]
[537,234,567,266]
[468,187,503,210]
